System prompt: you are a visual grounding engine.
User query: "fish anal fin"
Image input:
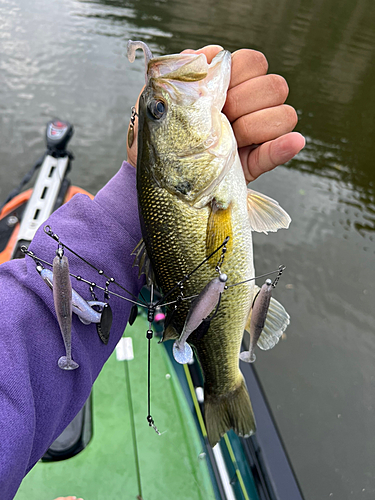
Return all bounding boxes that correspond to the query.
[247,189,291,234]
[205,375,256,447]
[206,202,233,261]
[161,323,179,342]
[257,296,290,350]
[132,238,155,286]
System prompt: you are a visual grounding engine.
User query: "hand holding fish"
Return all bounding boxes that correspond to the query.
[127,45,305,182]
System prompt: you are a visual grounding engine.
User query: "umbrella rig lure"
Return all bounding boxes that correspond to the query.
[22,225,285,435]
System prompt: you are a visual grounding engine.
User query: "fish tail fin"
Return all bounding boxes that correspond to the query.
[205,375,255,447]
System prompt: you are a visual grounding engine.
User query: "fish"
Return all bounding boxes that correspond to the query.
[37,265,106,325]
[52,253,79,370]
[128,40,291,446]
[173,273,227,364]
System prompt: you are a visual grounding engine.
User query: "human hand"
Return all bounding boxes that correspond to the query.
[183,45,305,183]
[127,45,305,183]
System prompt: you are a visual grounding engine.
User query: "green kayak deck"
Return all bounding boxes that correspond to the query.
[15,315,217,500]
[15,312,264,500]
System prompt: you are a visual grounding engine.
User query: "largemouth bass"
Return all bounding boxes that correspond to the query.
[128,41,290,446]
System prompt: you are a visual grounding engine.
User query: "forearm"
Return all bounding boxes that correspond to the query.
[0,162,143,499]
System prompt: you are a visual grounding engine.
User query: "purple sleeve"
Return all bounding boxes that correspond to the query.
[0,162,144,499]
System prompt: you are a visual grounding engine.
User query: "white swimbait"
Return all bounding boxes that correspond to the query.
[52,252,79,370]
[173,273,227,364]
[38,266,106,325]
[239,278,273,363]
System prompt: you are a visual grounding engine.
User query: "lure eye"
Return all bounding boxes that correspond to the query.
[148,99,166,120]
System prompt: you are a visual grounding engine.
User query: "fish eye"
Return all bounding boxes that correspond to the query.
[148,99,166,120]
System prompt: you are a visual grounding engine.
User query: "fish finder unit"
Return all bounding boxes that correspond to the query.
[10,120,74,258]
[46,119,74,153]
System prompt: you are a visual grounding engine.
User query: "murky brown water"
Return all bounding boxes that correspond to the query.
[1,0,375,498]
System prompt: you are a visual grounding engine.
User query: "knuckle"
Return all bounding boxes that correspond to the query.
[284,105,298,128]
[235,49,268,74]
[232,115,249,148]
[251,146,262,178]
[224,90,238,120]
[252,50,269,74]
[269,74,289,102]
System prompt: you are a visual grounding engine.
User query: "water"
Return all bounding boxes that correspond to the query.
[1,0,374,498]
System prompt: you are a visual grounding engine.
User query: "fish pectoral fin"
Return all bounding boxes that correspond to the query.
[247,189,291,234]
[206,201,233,260]
[205,376,256,447]
[131,238,155,286]
[257,297,290,350]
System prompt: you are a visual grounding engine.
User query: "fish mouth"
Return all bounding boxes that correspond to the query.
[147,52,209,83]
[128,40,231,109]
[148,49,231,109]
[127,39,211,86]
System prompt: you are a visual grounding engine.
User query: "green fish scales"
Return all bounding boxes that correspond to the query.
[138,180,255,396]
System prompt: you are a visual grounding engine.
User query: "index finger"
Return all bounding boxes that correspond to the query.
[181,47,269,89]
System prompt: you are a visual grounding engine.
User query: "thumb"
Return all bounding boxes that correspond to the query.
[240,132,306,183]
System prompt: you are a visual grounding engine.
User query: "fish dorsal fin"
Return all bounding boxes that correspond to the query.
[257,296,290,350]
[206,202,233,261]
[131,239,155,286]
[247,189,291,234]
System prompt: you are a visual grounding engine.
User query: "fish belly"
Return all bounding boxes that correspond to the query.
[138,179,254,395]
[195,200,254,397]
